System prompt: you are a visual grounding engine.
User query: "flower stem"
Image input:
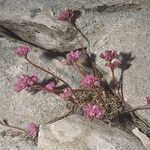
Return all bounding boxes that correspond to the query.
[25,56,70,87]
[73,24,91,56]
[69,23,99,77]
[0,121,26,132]
[128,105,150,112]
[73,89,88,92]
[73,62,85,76]
[111,68,121,97]
[44,109,73,125]
[25,55,79,102]
[95,88,106,107]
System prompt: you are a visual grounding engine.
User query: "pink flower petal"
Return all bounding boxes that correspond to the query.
[100,50,118,61]
[60,88,73,100]
[146,96,150,105]
[65,50,81,65]
[81,74,99,88]
[16,45,31,57]
[14,74,38,92]
[57,9,75,23]
[45,82,56,91]
[83,104,104,119]
[26,122,39,138]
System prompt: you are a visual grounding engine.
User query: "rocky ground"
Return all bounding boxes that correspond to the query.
[0,0,150,149]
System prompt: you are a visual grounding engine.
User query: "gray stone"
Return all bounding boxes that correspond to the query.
[0,37,81,126]
[0,0,79,52]
[0,37,81,148]
[132,128,150,150]
[0,21,83,147]
[0,0,150,149]
[0,19,78,52]
[38,114,146,150]
[0,0,149,52]
[92,4,150,124]
[0,124,37,150]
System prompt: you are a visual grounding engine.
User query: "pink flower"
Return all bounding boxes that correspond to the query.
[83,104,104,119]
[16,44,31,57]
[14,74,38,92]
[146,96,150,105]
[44,82,56,91]
[57,9,75,23]
[27,75,38,85]
[65,50,81,65]
[81,74,99,88]
[26,122,39,138]
[60,88,73,100]
[100,50,118,61]
[106,60,121,70]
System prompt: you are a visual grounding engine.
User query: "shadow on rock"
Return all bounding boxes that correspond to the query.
[108,52,135,96]
[119,52,135,99]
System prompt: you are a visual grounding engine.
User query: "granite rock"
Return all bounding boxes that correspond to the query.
[0,0,150,149]
[0,124,37,150]
[38,114,147,150]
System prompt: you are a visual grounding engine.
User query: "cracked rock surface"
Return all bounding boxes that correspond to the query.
[1,0,149,125]
[38,115,146,150]
[0,0,150,149]
[0,124,37,150]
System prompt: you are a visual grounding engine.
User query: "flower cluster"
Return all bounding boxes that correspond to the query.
[26,122,39,138]
[146,96,150,105]
[16,44,31,57]
[64,50,81,65]
[11,9,150,136]
[100,50,121,71]
[57,9,75,23]
[44,82,56,91]
[14,74,38,92]
[83,104,104,119]
[100,50,118,61]
[60,88,73,100]
[81,74,99,88]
